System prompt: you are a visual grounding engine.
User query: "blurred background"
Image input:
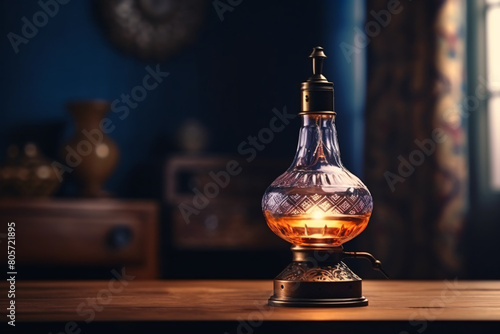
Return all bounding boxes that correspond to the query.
[0,0,498,280]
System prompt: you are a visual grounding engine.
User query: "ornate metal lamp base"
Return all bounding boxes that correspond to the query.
[268,246,386,307]
[269,280,368,307]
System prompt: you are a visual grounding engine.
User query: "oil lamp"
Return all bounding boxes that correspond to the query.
[262,46,387,307]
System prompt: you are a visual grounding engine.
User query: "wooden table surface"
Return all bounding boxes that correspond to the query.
[7,280,500,322]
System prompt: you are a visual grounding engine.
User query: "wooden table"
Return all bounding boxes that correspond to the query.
[4,280,500,333]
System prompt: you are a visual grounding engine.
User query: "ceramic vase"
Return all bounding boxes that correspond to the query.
[63,100,119,197]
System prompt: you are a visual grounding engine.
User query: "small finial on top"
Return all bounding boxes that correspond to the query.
[308,46,327,80]
[309,46,327,59]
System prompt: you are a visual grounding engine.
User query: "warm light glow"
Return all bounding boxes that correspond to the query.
[264,210,370,247]
[312,210,325,220]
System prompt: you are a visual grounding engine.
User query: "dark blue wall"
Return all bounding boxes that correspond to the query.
[323,0,367,177]
[0,0,366,197]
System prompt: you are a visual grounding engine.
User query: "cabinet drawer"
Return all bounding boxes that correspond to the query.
[13,215,144,265]
[0,200,159,269]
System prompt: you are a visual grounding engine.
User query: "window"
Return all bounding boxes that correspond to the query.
[486,0,500,190]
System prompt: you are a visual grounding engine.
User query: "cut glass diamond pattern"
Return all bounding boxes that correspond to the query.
[318,199,333,211]
[263,188,372,216]
[299,198,314,211]
[311,194,322,201]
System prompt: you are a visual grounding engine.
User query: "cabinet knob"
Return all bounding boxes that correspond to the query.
[107,225,133,250]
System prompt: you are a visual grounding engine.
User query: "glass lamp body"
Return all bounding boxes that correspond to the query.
[262,113,373,247]
[263,46,384,308]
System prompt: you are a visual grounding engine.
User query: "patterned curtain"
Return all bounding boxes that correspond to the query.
[362,0,467,278]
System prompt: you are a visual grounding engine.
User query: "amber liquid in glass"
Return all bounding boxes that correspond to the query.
[264,211,370,246]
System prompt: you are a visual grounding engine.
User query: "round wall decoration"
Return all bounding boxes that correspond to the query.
[97,0,206,61]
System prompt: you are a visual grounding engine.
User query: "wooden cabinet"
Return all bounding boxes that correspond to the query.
[0,199,159,279]
[165,155,288,249]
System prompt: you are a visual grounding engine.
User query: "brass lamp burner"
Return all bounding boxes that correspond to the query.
[269,246,387,307]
